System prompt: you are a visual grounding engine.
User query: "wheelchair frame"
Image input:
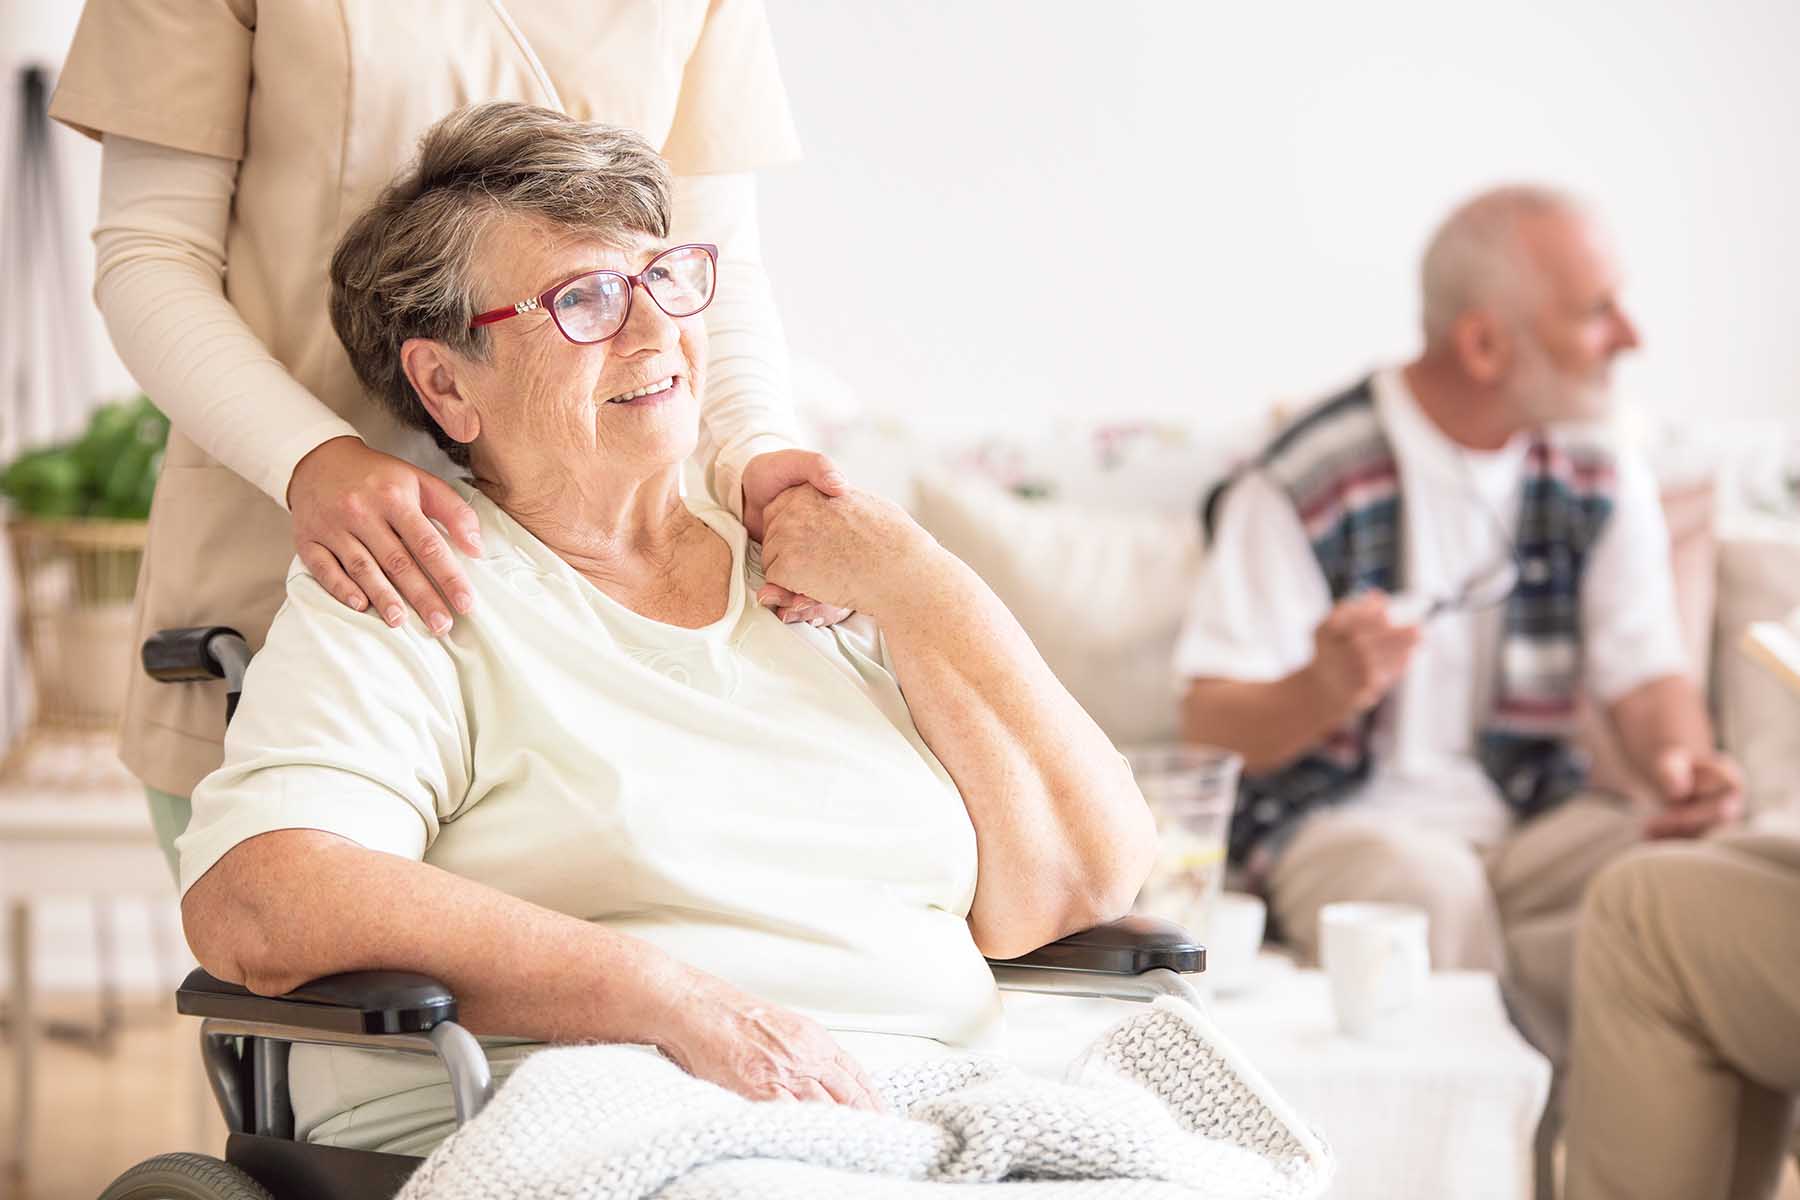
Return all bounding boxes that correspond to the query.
[128,626,1206,1200]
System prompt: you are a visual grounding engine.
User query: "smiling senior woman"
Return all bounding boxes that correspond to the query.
[175,102,1157,1155]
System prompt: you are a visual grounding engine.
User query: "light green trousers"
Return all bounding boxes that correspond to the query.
[144,785,192,880]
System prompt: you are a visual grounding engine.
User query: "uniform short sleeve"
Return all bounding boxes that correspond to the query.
[175,563,473,897]
[50,0,255,160]
[660,0,802,175]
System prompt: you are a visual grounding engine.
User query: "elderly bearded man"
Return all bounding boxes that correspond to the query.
[1175,186,1742,1062]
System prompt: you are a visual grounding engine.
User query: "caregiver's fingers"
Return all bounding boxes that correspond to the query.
[392,504,474,616]
[354,522,452,635]
[757,583,798,609]
[298,542,370,614]
[329,532,410,629]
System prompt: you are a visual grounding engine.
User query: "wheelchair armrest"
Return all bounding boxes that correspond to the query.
[985,915,1205,975]
[176,967,458,1035]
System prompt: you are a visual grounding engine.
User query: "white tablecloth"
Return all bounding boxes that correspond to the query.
[1209,957,1550,1200]
[1002,956,1548,1200]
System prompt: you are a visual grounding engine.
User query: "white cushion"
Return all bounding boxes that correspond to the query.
[1713,518,1800,818]
[912,470,1202,747]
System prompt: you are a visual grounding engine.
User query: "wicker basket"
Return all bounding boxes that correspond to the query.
[4,518,146,774]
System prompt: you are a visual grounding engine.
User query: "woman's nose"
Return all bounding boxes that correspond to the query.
[610,281,679,354]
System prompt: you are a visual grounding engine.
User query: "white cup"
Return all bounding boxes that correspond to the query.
[1319,902,1430,1040]
[1205,892,1268,994]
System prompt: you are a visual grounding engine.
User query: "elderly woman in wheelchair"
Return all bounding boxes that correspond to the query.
[157,100,1174,1178]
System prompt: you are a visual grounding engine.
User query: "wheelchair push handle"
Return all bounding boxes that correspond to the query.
[143,625,252,720]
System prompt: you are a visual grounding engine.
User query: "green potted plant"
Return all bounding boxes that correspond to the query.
[1,395,169,735]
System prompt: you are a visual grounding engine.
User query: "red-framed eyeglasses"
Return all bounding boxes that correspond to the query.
[469,242,718,345]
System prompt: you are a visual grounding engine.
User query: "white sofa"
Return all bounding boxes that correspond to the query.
[798,369,1800,821]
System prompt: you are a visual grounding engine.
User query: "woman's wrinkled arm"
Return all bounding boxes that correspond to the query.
[875,556,1158,959]
[181,829,881,1110]
[760,489,1158,960]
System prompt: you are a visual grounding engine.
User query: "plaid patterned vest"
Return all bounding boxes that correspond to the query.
[1205,378,1618,866]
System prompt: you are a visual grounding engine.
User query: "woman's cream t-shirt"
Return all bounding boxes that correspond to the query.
[177,484,1002,1143]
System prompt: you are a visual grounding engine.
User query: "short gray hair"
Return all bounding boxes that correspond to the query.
[1419,185,1587,348]
[329,101,674,467]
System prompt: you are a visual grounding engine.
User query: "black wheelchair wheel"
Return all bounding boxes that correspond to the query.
[98,1153,274,1200]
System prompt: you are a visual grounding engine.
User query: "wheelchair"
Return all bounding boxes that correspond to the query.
[99,627,1207,1200]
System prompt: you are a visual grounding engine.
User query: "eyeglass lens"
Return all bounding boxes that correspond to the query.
[550,245,715,343]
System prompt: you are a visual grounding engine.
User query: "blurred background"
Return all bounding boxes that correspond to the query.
[758,1,1800,432]
[2,2,1797,1196]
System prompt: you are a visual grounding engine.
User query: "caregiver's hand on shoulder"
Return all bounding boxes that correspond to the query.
[660,976,883,1112]
[287,435,483,635]
[743,448,855,627]
[759,486,943,621]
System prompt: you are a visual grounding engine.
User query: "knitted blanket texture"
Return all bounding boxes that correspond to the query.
[397,997,1333,1200]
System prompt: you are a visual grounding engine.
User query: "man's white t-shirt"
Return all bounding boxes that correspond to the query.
[1173,368,1688,846]
[178,482,1002,1146]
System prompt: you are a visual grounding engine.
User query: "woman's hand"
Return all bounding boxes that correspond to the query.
[759,486,944,622]
[741,448,855,627]
[659,975,883,1111]
[286,436,483,634]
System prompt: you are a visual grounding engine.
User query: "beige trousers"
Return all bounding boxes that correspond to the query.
[1564,833,1800,1200]
[1268,794,1644,1064]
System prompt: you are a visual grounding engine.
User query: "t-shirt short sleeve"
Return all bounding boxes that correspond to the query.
[175,563,473,897]
[49,0,255,160]
[660,0,802,176]
[1172,470,1332,686]
[1580,446,1691,704]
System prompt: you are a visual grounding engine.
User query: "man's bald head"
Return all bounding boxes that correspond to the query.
[1416,186,1640,425]
[1420,186,1589,349]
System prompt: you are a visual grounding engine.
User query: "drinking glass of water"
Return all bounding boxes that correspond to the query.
[1127,745,1241,943]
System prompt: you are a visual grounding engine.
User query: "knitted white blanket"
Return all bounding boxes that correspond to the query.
[398,997,1333,1200]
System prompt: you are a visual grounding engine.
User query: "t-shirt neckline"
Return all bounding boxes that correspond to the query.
[461,481,746,642]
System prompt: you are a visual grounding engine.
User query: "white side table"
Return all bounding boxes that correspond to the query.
[1209,956,1551,1200]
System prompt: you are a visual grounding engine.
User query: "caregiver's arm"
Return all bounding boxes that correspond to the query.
[181,829,881,1111]
[92,134,481,632]
[759,489,1157,960]
[656,172,853,625]
[671,173,799,527]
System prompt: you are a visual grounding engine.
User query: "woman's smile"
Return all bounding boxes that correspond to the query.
[604,374,683,407]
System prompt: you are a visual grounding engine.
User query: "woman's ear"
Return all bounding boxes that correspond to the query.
[401,338,482,449]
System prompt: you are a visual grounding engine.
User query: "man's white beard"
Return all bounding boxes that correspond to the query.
[1505,333,1611,426]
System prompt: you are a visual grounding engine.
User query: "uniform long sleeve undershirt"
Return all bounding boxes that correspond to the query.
[91,134,798,517]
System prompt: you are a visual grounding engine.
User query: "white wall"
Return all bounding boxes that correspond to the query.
[10,1,1798,438]
[760,0,1800,435]
[1,2,140,433]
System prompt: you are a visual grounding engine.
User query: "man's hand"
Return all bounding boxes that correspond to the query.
[287,436,482,635]
[759,486,943,623]
[1304,592,1422,714]
[1644,746,1744,838]
[741,449,854,626]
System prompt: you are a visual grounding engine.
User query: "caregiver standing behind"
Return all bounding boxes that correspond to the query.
[48,0,842,863]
